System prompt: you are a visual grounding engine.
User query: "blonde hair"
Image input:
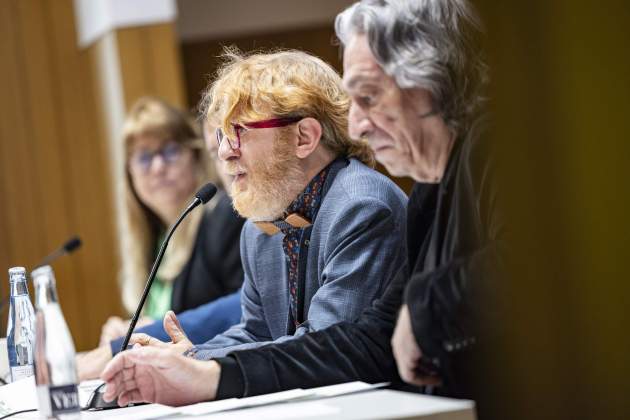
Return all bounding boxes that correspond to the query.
[116,97,216,314]
[200,48,375,167]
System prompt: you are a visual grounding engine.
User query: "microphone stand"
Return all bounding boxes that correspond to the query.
[86,183,216,410]
[120,197,202,352]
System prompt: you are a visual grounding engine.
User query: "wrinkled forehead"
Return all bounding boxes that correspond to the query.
[342,34,389,92]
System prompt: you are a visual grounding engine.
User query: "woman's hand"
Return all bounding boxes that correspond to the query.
[99,316,154,347]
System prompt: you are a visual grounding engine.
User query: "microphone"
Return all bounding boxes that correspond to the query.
[86,183,217,410]
[36,236,82,268]
[119,182,217,352]
[0,235,82,313]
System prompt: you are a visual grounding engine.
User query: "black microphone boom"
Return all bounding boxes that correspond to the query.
[0,235,82,320]
[119,182,217,352]
[36,235,83,268]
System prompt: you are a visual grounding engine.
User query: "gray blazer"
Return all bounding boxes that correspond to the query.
[191,158,408,359]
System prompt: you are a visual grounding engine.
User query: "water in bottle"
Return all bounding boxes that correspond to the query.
[32,265,81,419]
[6,266,35,382]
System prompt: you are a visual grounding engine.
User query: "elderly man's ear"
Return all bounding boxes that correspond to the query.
[295,117,323,159]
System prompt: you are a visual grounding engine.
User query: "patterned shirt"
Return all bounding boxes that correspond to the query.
[276,167,329,326]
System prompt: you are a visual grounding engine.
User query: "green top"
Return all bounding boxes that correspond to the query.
[143,232,173,320]
[144,276,173,320]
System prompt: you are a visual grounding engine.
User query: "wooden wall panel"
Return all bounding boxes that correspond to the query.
[0,0,122,350]
[144,24,187,109]
[45,0,121,350]
[15,0,84,343]
[117,23,187,110]
[0,1,44,270]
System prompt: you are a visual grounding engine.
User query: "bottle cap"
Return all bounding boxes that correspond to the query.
[8,266,27,281]
[31,265,53,280]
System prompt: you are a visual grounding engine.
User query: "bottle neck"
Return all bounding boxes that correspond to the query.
[33,276,59,308]
[9,279,29,297]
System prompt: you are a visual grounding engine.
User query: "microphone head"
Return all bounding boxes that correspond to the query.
[195,183,218,204]
[63,236,82,253]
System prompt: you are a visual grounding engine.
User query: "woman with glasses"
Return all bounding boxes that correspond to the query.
[100,96,245,348]
[77,97,244,381]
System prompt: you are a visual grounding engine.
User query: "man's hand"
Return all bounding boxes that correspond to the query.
[76,345,113,381]
[391,304,441,386]
[101,346,220,407]
[129,311,193,355]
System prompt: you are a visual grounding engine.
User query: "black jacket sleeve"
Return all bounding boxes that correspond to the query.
[216,267,407,398]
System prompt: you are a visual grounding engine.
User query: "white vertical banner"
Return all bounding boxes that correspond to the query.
[73,0,177,48]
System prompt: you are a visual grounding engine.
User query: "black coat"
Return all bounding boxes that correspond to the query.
[216,134,503,405]
[170,192,245,314]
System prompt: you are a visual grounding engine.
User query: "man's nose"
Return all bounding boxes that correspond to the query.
[348,102,374,140]
[218,137,240,162]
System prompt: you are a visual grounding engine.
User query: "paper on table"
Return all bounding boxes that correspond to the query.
[179,388,313,415]
[178,381,386,416]
[78,379,105,408]
[0,376,37,417]
[308,381,389,397]
[192,401,339,420]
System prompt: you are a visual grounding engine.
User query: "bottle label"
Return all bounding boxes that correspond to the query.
[10,364,34,382]
[49,384,80,414]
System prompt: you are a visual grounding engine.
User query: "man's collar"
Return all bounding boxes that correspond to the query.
[254,213,312,235]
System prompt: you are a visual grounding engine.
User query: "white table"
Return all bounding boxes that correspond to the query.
[74,390,475,420]
[201,389,476,420]
[0,345,476,420]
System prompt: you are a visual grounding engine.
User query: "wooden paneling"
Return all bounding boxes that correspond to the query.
[0,0,121,350]
[117,23,187,110]
[0,1,186,350]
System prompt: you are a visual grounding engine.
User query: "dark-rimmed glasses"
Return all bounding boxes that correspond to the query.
[215,116,303,150]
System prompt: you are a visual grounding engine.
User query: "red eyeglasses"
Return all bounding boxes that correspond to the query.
[215,116,303,150]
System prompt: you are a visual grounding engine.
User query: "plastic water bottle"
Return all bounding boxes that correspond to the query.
[32,265,81,418]
[6,266,35,382]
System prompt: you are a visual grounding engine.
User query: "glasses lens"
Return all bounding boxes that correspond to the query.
[216,127,223,146]
[216,127,238,150]
[131,151,152,172]
[162,143,182,163]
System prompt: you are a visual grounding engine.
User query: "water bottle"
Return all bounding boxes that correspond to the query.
[31,265,81,419]
[6,266,36,382]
